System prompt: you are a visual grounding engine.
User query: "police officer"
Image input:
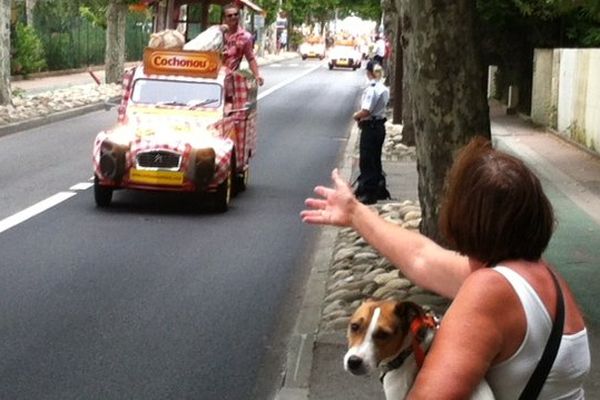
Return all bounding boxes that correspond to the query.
[353,60,390,204]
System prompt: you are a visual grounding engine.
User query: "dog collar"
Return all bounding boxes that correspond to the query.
[379,347,413,383]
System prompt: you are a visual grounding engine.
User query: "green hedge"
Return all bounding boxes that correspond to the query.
[33,14,150,71]
[11,22,46,76]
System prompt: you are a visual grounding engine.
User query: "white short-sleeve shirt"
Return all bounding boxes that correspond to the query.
[360,79,389,119]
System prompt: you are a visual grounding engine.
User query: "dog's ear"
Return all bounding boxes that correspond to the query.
[394,301,423,329]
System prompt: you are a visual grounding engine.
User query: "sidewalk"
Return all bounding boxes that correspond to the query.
[278,102,600,399]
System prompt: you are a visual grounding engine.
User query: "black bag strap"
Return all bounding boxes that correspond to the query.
[518,268,565,400]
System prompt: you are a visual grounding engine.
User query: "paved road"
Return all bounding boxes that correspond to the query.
[0,59,366,399]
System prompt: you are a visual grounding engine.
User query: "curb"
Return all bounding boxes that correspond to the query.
[275,122,359,400]
[275,226,337,400]
[0,98,119,139]
[10,62,140,82]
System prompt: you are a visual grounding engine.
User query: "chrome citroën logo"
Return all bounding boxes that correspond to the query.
[154,153,164,163]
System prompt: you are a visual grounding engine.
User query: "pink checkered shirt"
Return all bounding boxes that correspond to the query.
[223,26,255,71]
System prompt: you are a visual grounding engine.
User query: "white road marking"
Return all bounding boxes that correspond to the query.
[1,65,322,235]
[258,63,321,100]
[293,333,307,381]
[0,192,77,234]
[70,182,94,191]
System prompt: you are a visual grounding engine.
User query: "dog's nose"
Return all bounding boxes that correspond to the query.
[347,355,363,372]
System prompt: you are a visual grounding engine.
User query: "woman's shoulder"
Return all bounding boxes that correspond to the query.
[462,267,511,292]
[449,266,528,362]
[456,267,521,312]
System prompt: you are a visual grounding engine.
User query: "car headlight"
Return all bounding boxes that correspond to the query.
[106,125,134,147]
[99,140,127,181]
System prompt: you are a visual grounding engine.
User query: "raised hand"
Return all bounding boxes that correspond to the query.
[300,169,358,227]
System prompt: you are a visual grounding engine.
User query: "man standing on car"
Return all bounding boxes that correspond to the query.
[221,3,264,86]
[352,61,390,204]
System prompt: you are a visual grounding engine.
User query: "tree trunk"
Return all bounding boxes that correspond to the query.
[404,0,490,243]
[381,0,395,88]
[391,15,402,124]
[104,1,128,84]
[398,0,414,146]
[383,0,415,149]
[25,0,38,27]
[0,0,11,105]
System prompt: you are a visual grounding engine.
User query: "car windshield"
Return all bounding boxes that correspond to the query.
[131,78,222,108]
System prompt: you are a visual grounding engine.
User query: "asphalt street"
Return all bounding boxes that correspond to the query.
[0,58,365,399]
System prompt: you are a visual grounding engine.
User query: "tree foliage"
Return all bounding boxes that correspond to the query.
[478,0,600,49]
[271,0,380,31]
[259,0,282,26]
[11,22,46,75]
[32,0,82,33]
[79,0,140,30]
[336,0,381,21]
[80,0,109,30]
[282,0,334,28]
[476,0,600,112]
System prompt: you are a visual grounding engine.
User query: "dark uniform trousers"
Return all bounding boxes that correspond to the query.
[357,118,386,196]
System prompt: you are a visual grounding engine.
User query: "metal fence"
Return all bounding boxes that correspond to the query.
[32,13,151,71]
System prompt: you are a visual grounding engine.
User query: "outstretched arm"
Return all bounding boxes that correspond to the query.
[301,169,477,298]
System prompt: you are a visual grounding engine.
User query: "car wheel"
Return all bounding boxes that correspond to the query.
[229,149,244,196]
[213,164,232,212]
[94,175,113,207]
[235,167,249,194]
[328,63,333,70]
[302,55,307,60]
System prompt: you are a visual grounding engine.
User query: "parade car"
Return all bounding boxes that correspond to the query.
[327,39,362,70]
[298,37,326,60]
[93,48,257,212]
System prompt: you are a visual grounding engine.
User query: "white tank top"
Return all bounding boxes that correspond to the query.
[487,266,590,399]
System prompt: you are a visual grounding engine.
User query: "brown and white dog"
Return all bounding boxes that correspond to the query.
[344,299,495,399]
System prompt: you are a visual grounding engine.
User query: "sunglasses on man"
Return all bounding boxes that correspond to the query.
[225,12,239,18]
